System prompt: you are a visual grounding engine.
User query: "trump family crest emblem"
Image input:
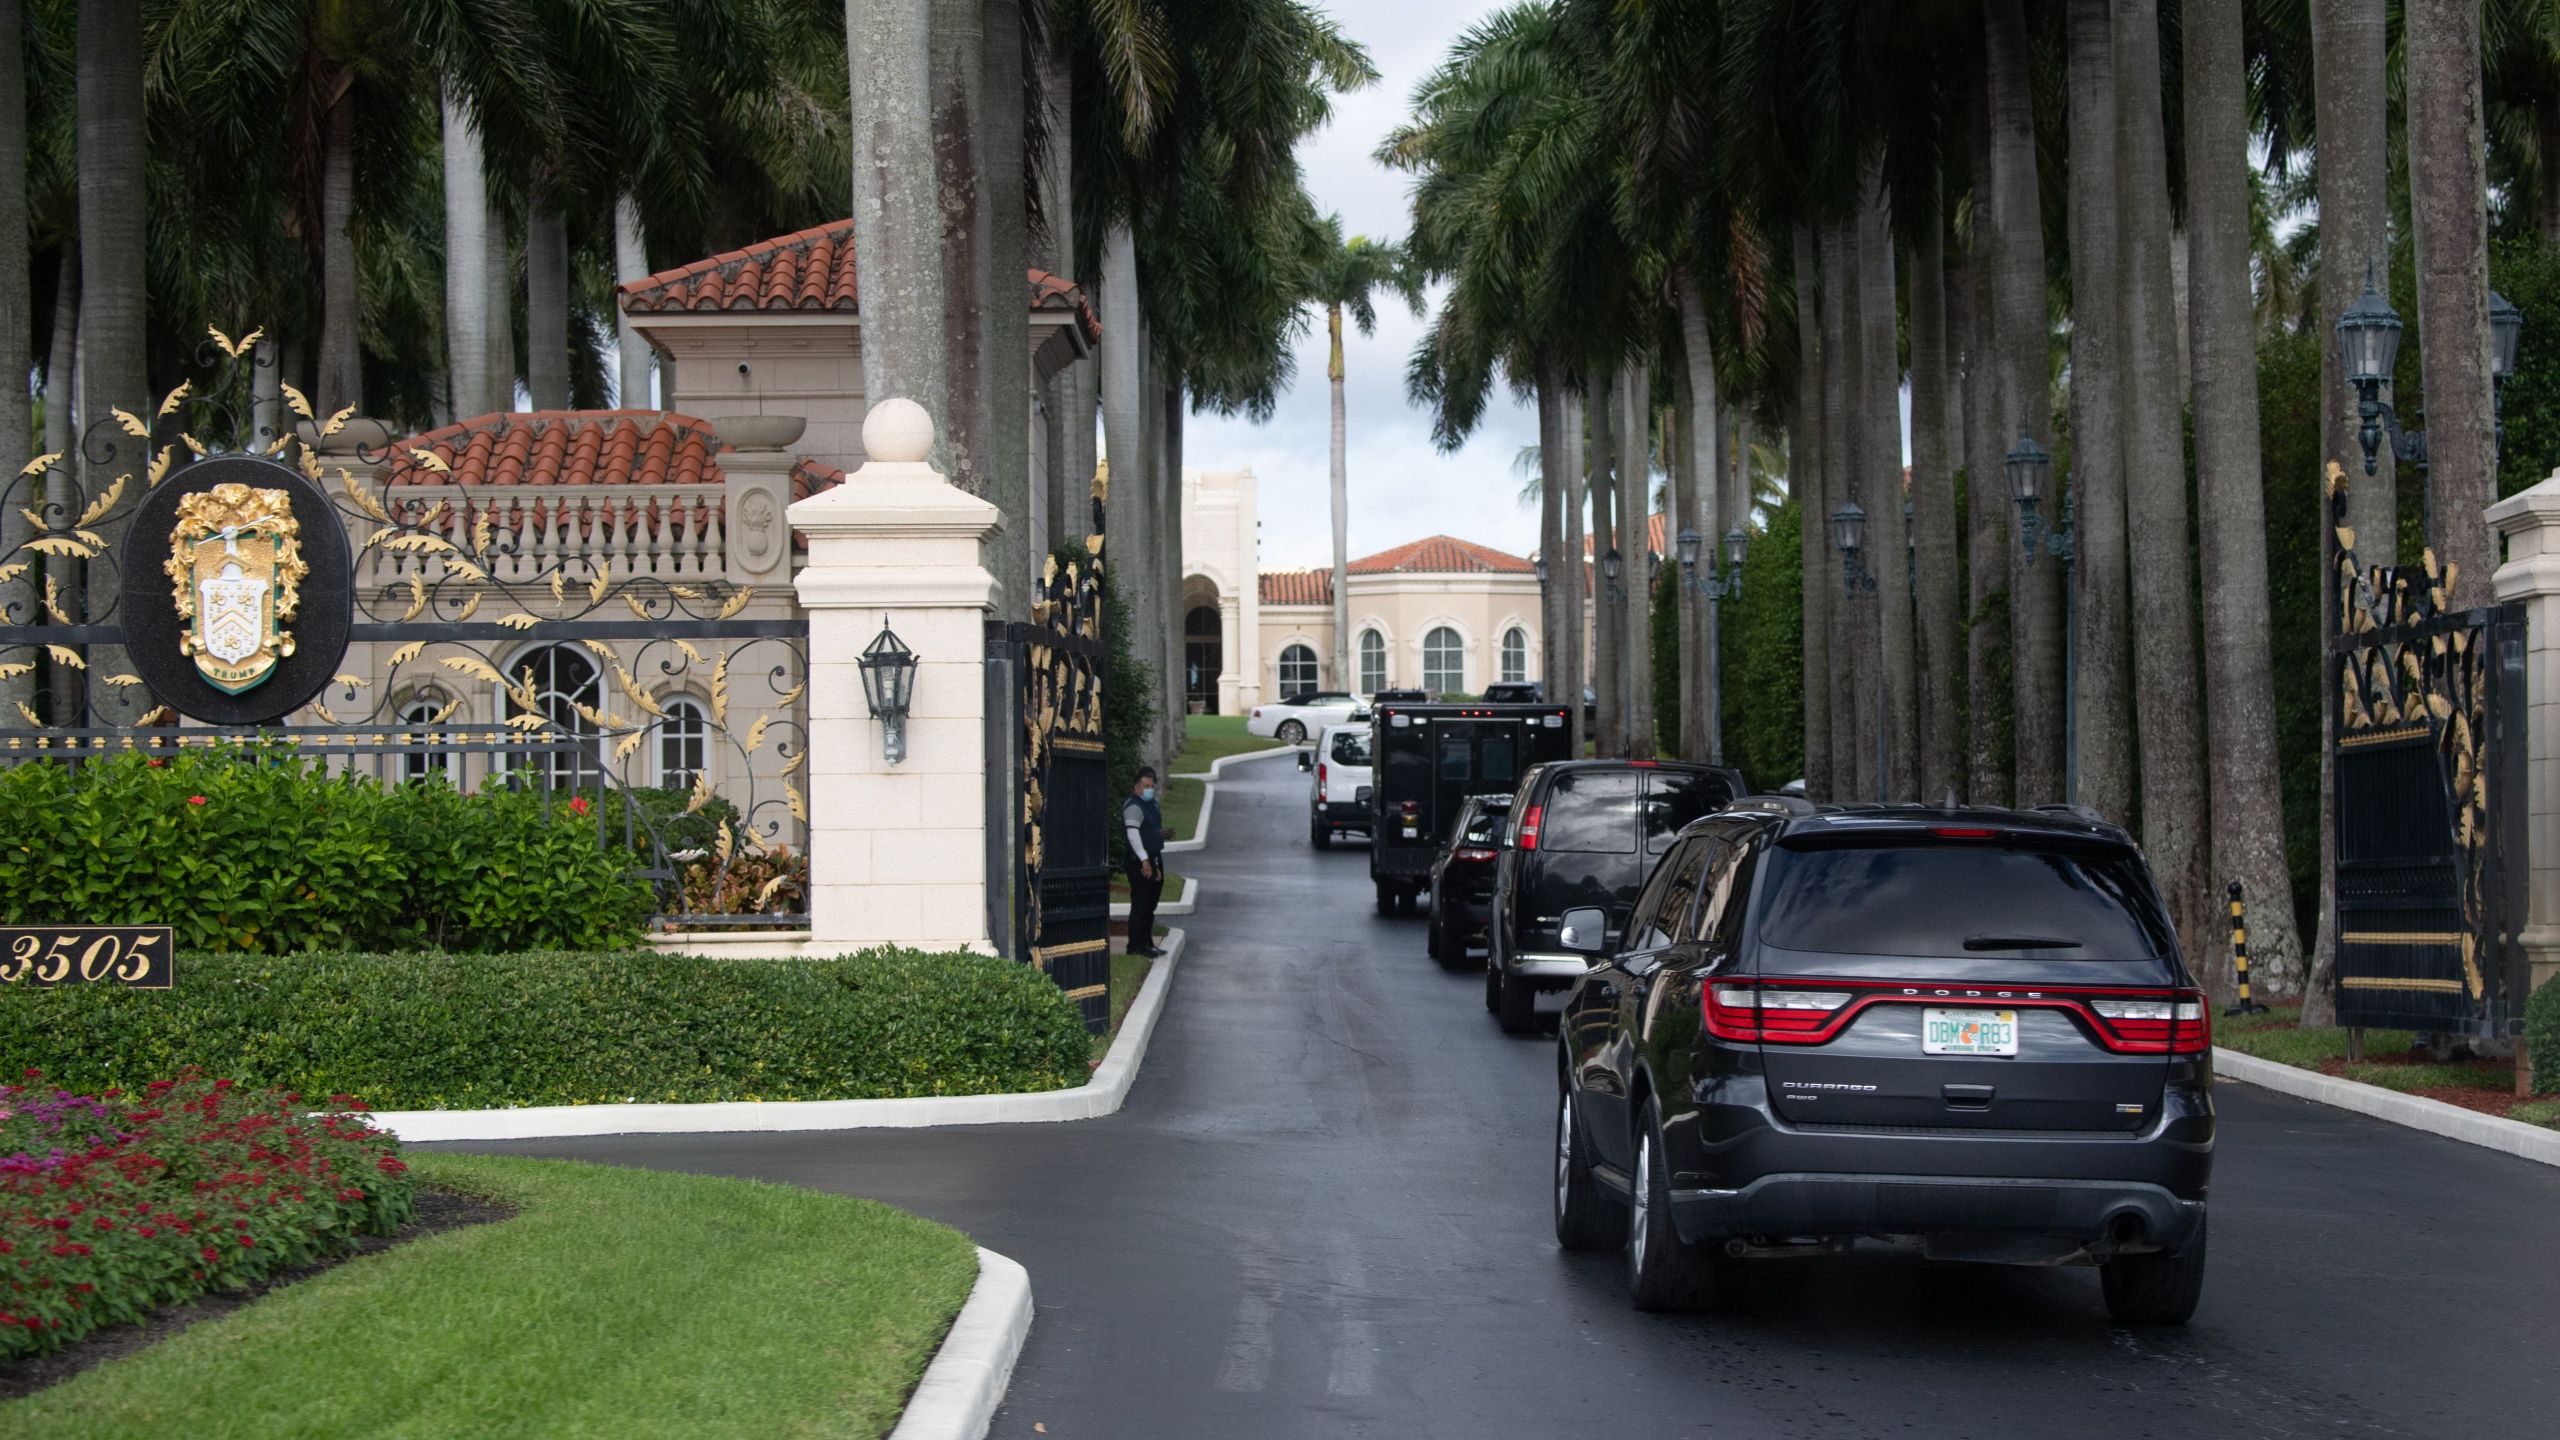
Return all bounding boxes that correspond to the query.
[162,482,309,695]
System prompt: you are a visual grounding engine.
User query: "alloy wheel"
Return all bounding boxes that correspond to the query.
[1555,1092,1574,1217]
[1629,1131,1652,1279]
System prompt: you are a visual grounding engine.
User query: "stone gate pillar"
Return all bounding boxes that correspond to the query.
[788,399,1003,953]
[2489,473,2560,999]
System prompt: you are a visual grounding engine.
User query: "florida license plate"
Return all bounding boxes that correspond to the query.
[1922,1008,2019,1056]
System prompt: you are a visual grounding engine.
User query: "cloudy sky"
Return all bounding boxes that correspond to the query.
[1184,2,1539,572]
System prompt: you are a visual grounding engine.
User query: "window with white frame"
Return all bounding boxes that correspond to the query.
[1358,628,1386,694]
[658,697,709,790]
[396,694,461,786]
[1423,626,1464,695]
[504,644,604,789]
[1279,644,1318,697]
[1500,626,1528,683]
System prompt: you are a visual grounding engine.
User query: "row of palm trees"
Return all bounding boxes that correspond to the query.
[1390,0,2534,1009]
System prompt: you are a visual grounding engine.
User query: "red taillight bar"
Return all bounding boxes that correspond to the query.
[1316,762,1328,801]
[1454,846,1498,862]
[1516,803,1542,850]
[1702,976,2211,1052]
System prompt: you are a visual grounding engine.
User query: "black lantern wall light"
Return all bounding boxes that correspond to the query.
[858,618,919,764]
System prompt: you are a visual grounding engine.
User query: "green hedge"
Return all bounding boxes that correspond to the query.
[0,749,648,954]
[2528,976,2560,1090]
[0,948,1097,1108]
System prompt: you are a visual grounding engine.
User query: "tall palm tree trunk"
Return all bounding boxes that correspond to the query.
[1962,75,2009,806]
[1328,302,1351,689]
[2065,0,2133,825]
[41,246,75,725]
[1987,0,2060,804]
[1588,370,1619,752]
[1564,385,1587,748]
[76,0,146,724]
[2186,0,2306,997]
[931,0,992,508]
[1619,359,1653,756]
[1098,221,1147,706]
[1820,220,1861,800]
[848,0,948,459]
[613,197,652,408]
[1909,182,1962,803]
[983,0,1029,618]
[484,197,513,411]
[1036,40,1088,538]
[2116,0,2212,954]
[1858,164,1912,801]
[1677,274,1719,764]
[0,0,28,721]
[1537,356,1572,749]
[440,89,490,419]
[2406,0,2498,601]
[1793,227,1831,797]
[2304,0,2395,1024]
[1161,373,1185,747]
[318,92,362,417]
[524,200,569,410]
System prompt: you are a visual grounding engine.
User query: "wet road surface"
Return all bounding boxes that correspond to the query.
[438,752,2560,1438]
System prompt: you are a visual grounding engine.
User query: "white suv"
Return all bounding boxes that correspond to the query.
[1248,690,1362,744]
[1307,723,1374,848]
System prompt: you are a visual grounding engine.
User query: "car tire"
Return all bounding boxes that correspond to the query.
[1311,817,1331,849]
[1426,901,1445,960]
[1396,887,1418,917]
[2100,1211,2208,1326]
[1277,719,1307,744]
[1554,1084,1629,1252]
[1627,1103,1724,1313]
[1495,970,1536,1034]
[1484,951,1503,1013]
[1376,880,1394,916]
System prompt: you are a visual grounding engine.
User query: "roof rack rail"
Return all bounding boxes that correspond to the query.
[1728,794,1818,818]
[2030,803,2112,826]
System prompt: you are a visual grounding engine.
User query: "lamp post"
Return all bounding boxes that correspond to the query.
[1678,525,1751,765]
[1602,546,1626,605]
[858,618,919,764]
[2005,433,2077,804]
[1830,502,1886,799]
[2336,266,2522,542]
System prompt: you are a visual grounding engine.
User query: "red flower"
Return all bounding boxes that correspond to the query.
[568,795,592,816]
[201,1247,218,1262]
[186,795,207,806]
[147,757,165,767]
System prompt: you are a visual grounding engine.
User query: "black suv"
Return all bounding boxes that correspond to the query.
[1551,801,2214,1323]
[1426,794,1510,965]
[1485,759,1745,1033]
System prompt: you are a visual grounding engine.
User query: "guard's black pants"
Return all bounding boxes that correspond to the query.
[1125,863,1163,949]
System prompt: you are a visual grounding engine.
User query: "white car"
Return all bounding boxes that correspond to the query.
[1248,690,1362,744]
[1304,722,1374,848]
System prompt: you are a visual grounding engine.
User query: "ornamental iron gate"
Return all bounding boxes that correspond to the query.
[0,329,810,932]
[990,472,1112,1032]
[2326,469,2529,1037]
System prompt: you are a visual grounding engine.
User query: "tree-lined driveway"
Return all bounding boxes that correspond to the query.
[438,754,2560,1438]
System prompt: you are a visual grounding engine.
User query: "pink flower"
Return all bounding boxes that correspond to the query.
[186,796,207,807]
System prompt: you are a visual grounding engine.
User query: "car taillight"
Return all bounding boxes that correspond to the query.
[1704,983,1852,1043]
[1400,800,1420,819]
[1454,846,1497,862]
[1250,707,1262,719]
[1516,804,1542,850]
[1930,826,1999,839]
[2089,992,2211,1053]
[1317,763,1328,800]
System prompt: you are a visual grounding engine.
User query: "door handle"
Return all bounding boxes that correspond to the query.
[1942,1084,1995,1110]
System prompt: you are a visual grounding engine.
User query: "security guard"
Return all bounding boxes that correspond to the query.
[1121,766,1166,957]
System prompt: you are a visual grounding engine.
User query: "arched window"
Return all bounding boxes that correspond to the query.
[658,697,709,790]
[1358,628,1386,695]
[1278,643,1318,698]
[1500,626,1529,683]
[505,644,603,789]
[397,694,460,786]
[1423,626,1464,695]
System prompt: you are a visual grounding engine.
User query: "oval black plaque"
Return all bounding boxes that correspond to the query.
[117,454,355,725]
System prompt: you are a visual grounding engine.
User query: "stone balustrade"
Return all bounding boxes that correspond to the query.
[360,482,732,586]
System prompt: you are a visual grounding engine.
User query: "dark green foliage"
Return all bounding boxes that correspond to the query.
[0,750,647,954]
[0,948,1098,1108]
[1717,499,1805,791]
[2527,975,2560,1090]
[568,783,743,861]
[1067,546,1156,867]
[2259,326,2328,941]
[2492,241,2560,505]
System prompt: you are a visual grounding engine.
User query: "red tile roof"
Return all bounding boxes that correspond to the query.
[619,219,1101,344]
[1349,535,1535,576]
[1259,569,1332,605]
[381,410,727,488]
[790,456,846,503]
[1580,512,1669,557]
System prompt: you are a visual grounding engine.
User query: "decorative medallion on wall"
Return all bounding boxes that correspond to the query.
[163,481,309,694]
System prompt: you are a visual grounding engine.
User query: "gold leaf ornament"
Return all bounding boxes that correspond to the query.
[439,654,507,686]
[716,587,754,620]
[156,381,192,419]
[77,476,124,528]
[280,383,315,420]
[387,639,427,667]
[742,713,771,753]
[110,407,149,439]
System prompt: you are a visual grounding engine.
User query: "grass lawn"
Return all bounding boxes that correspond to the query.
[1175,713,1292,771]
[1109,866,1188,904]
[1093,951,1153,1065]
[1163,776,1205,841]
[3,1155,977,1439]
[2217,1006,2556,1126]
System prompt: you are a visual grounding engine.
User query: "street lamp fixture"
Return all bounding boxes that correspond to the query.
[2005,431,2073,566]
[2337,266,2523,475]
[1903,499,1918,598]
[1602,546,1626,605]
[1830,502,1874,595]
[858,617,919,764]
[1533,555,1549,586]
[1677,525,1748,602]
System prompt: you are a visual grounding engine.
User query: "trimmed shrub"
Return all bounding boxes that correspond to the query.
[2527,976,2560,1091]
[0,949,1097,1109]
[0,750,648,954]
[0,1072,413,1359]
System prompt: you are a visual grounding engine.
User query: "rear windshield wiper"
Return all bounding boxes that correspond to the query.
[1962,933,2084,950]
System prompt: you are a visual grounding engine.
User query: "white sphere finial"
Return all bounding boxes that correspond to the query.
[863,398,935,465]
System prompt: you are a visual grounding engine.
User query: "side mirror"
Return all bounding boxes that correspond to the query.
[1298,751,1314,773]
[1558,906,1609,955]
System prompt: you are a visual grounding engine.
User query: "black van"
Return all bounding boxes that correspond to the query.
[1484,759,1745,1032]
[1368,701,1574,914]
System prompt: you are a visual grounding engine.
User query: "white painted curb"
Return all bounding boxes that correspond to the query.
[2214,1046,2560,1169]
[888,1246,1032,1440]
[1164,744,1295,853]
[1110,873,1196,920]
[376,929,1185,1142]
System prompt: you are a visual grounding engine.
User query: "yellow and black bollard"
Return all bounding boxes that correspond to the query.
[2225,880,2268,1016]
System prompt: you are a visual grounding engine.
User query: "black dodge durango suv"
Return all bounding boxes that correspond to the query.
[1553,799,2214,1323]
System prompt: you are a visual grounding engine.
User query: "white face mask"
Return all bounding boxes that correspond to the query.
[1140,786,1156,802]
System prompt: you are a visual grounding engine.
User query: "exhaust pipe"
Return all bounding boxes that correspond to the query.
[2107,1212,2148,1249]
